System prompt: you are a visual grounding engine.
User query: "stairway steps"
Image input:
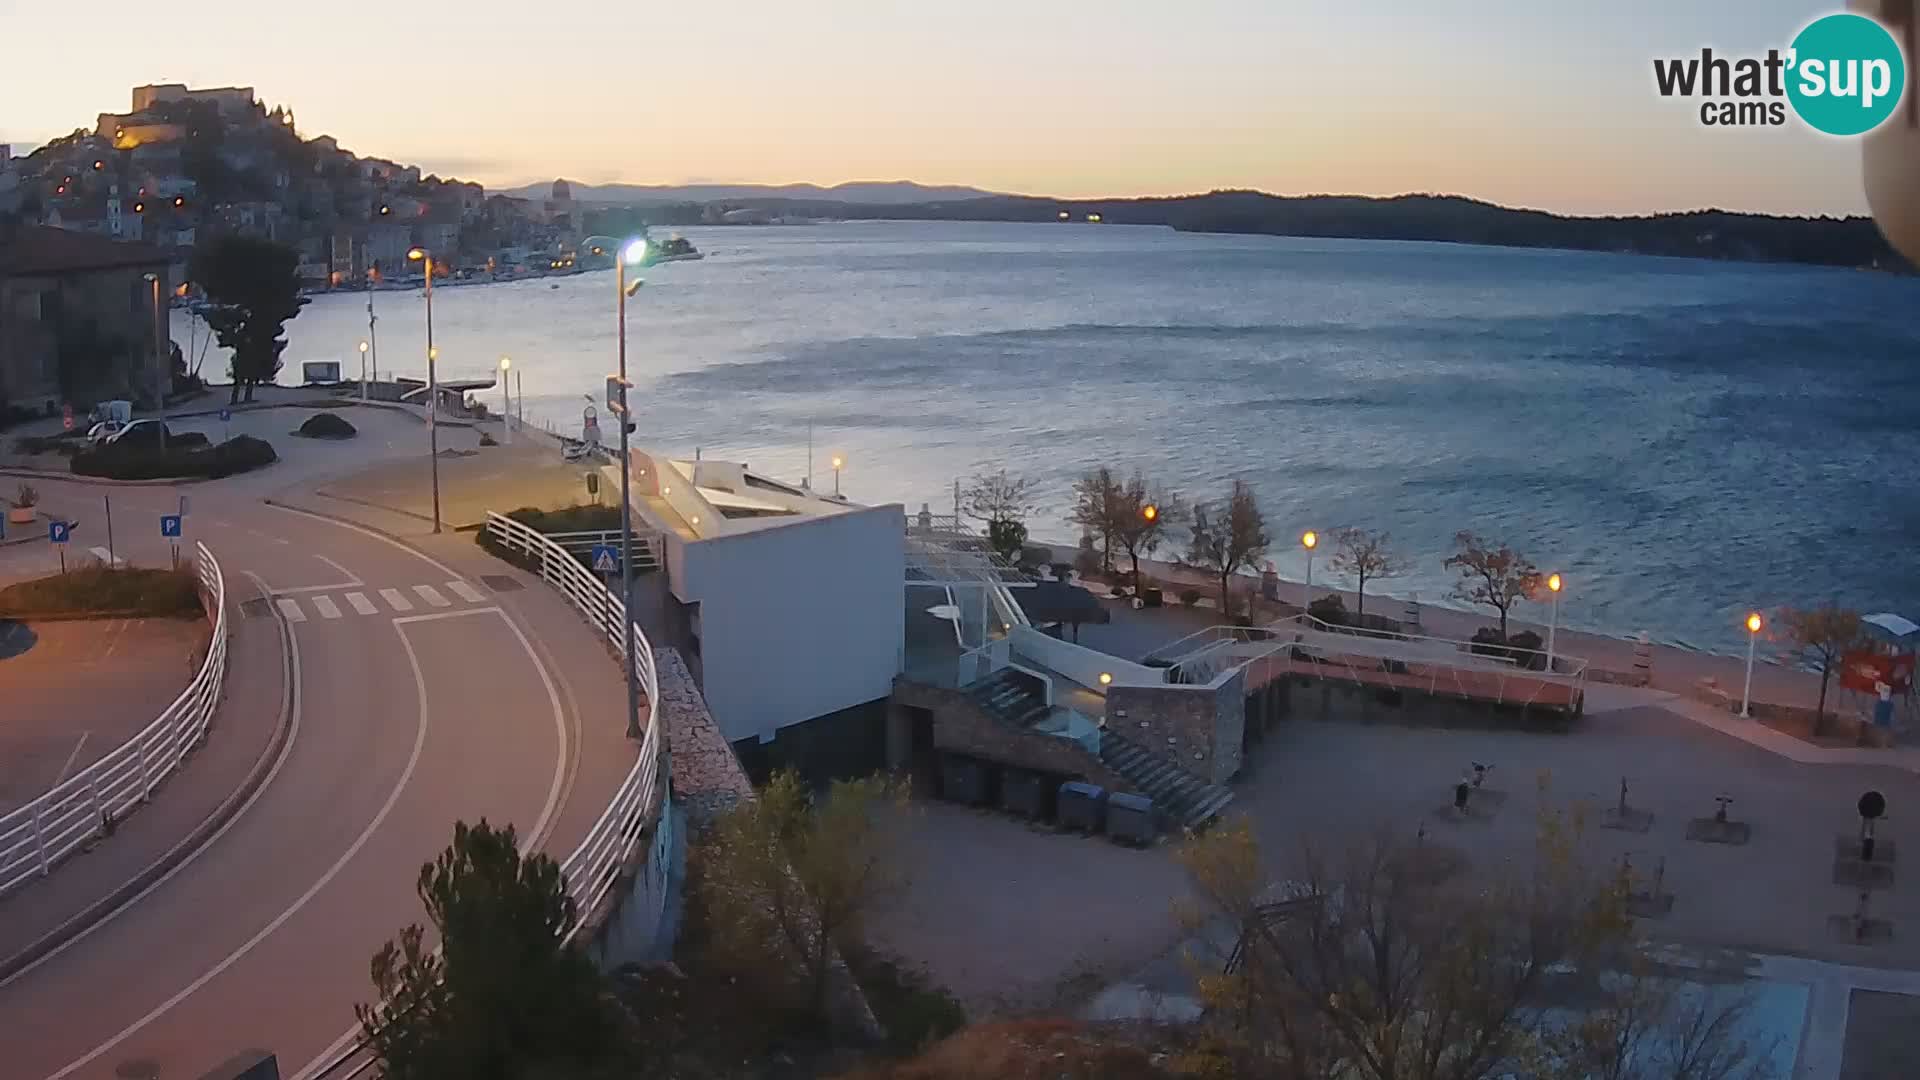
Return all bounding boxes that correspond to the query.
[1097,729,1234,830]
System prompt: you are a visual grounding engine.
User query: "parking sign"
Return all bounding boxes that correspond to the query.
[161,514,182,538]
[49,521,70,544]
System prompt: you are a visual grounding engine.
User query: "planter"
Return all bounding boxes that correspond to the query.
[1140,586,1163,608]
[7,507,35,526]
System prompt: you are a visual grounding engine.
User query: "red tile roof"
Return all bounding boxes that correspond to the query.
[0,225,168,277]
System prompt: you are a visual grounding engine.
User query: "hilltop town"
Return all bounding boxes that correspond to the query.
[0,83,591,286]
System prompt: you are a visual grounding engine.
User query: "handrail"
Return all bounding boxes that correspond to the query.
[0,542,228,899]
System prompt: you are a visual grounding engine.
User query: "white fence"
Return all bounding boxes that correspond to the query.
[480,511,667,930]
[0,542,228,900]
[541,528,662,572]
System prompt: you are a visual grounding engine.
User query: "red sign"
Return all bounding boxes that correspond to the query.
[1841,650,1915,695]
[61,404,74,431]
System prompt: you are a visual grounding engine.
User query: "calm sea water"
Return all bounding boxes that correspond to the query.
[184,221,1920,654]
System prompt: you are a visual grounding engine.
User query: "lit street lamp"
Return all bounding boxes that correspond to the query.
[1545,572,1563,672]
[499,356,512,445]
[583,234,649,740]
[1301,530,1318,619]
[1742,612,1764,718]
[359,340,370,401]
[831,454,844,498]
[406,247,441,533]
[141,272,167,450]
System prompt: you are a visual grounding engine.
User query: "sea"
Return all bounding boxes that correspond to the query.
[175,220,1920,656]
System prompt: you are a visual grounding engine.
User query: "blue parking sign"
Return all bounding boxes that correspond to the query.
[49,521,70,543]
[161,514,182,538]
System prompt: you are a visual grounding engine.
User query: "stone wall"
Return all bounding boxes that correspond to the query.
[1290,670,1579,732]
[1686,676,1893,747]
[894,678,1127,792]
[1104,670,1244,785]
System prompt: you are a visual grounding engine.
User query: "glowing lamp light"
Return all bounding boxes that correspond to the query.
[499,355,511,371]
[92,160,103,170]
[358,341,369,354]
[1098,672,1113,686]
[379,205,391,215]
[1301,530,1318,550]
[133,202,144,213]
[1142,504,1158,522]
[1747,612,1764,635]
[174,196,185,207]
[620,238,648,265]
[407,248,426,261]
[1547,573,1562,594]
[831,455,844,470]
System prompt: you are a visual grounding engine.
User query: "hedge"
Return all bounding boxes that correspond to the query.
[0,565,203,619]
[72,434,278,481]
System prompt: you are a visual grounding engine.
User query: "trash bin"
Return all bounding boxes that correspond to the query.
[1105,792,1155,846]
[1057,781,1106,832]
[940,754,988,806]
[1000,769,1047,819]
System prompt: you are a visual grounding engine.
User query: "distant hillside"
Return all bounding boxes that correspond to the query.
[616,189,1905,272]
[507,179,999,205]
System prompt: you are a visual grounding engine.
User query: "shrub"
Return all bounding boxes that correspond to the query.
[478,432,498,447]
[1073,547,1101,577]
[0,565,202,618]
[12,482,38,509]
[1308,592,1348,626]
[295,412,358,439]
[1180,587,1201,607]
[1507,630,1546,670]
[72,434,277,480]
[1469,626,1508,657]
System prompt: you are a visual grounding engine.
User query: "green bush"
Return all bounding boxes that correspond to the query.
[295,412,357,439]
[1308,593,1348,626]
[1180,587,1201,607]
[0,565,203,618]
[72,434,277,480]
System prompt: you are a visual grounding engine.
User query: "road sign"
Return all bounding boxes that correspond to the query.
[62,404,74,431]
[605,375,629,415]
[590,544,619,573]
[178,494,191,517]
[49,521,70,544]
[161,514,182,538]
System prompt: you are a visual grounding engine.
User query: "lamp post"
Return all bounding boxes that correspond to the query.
[1301,530,1318,619]
[406,247,440,533]
[141,272,167,450]
[359,340,370,401]
[366,275,380,392]
[585,234,650,741]
[831,454,844,498]
[499,355,512,445]
[1742,612,1763,718]
[1545,572,1563,672]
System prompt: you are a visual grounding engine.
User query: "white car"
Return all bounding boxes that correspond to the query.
[89,419,172,447]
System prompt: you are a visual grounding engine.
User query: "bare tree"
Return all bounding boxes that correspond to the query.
[1444,531,1542,640]
[1329,527,1408,622]
[960,469,1037,564]
[1069,467,1122,574]
[1110,470,1180,586]
[1186,480,1268,619]
[1777,604,1869,734]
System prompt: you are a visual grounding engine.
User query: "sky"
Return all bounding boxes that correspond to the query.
[0,0,1877,215]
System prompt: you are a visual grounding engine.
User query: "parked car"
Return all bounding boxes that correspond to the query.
[101,419,173,448]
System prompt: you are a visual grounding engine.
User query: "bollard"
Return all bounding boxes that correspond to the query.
[1632,632,1652,685]
[1454,780,1471,813]
[1714,794,1733,824]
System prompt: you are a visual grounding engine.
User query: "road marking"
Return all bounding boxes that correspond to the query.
[311,595,342,620]
[264,502,467,580]
[314,554,361,585]
[46,587,427,1080]
[447,579,485,603]
[49,731,91,792]
[413,583,450,608]
[88,546,125,567]
[392,606,500,626]
[379,587,413,612]
[344,591,378,616]
[274,598,306,623]
[0,569,302,994]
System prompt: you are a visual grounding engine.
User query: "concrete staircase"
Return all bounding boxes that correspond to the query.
[1098,729,1235,831]
[966,669,1052,729]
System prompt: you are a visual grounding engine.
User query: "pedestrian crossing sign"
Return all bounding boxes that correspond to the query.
[590,544,619,573]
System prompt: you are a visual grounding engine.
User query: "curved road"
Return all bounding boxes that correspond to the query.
[0,474,626,1080]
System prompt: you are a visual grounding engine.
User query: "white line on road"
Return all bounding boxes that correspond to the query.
[446,579,486,603]
[412,584,451,608]
[310,595,342,620]
[264,502,466,581]
[274,597,307,623]
[391,606,500,626]
[313,554,361,585]
[49,731,91,792]
[378,587,413,612]
[344,591,378,616]
[46,581,427,1080]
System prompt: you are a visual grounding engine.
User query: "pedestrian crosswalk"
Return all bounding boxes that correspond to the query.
[268,581,490,623]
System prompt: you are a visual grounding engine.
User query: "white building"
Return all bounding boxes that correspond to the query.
[619,450,906,745]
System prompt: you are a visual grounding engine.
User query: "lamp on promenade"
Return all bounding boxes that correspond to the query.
[832,454,844,498]
[1742,612,1764,718]
[584,233,649,741]
[1545,573,1563,672]
[1300,530,1318,619]
[406,246,441,533]
[359,340,370,401]
[141,272,167,450]
[499,355,512,445]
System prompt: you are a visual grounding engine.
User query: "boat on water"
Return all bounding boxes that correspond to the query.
[643,234,704,266]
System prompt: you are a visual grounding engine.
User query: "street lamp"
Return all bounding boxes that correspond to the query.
[831,454,844,498]
[1545,573,1563,672]
[141,272,167,450]
[358,340,370,401]
[584,234,649,740]
[1741,612,1764,718]
[1142,503,1158,523]
[1301,530,1318,619]
[499,356,512,444]
[406,247,441,532]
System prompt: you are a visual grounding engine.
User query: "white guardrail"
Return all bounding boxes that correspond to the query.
[480,511,666,932]
[0,541,228,899]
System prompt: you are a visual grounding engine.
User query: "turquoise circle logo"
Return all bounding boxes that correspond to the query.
[1786,13,1907,136]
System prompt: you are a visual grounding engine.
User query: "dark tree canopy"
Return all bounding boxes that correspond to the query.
[189,235,307,404]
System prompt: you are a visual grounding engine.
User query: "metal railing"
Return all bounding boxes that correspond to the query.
[319,516,671,1078]
[0,541,228,899]
[540,528,662,571]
